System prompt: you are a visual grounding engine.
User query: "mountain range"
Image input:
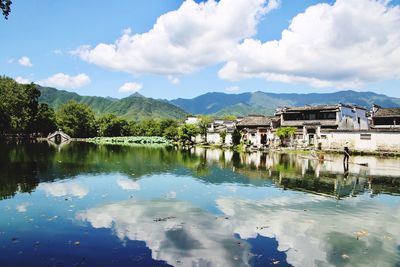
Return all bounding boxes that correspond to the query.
[39,87,187,120]
[39,86,400,120]
[171,90,400,116]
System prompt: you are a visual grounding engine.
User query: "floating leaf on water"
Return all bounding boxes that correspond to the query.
[341,254,350,259]
[354,230,369,239]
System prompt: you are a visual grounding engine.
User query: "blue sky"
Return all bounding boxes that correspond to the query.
[1,0,399,99]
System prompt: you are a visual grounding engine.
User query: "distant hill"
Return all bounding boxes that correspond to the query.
[171,90,400,116]
[39,87,187,120]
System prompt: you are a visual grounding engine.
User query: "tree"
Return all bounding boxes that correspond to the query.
[196,115,213,140]
[97,114,130,137]
[232,129,242,146]
[140,119,162,136]
[160,119,178,133]
[0,77,41,134]
[1,0,11,19]
[276,127,297,146]
[178,124,199,144]
[34,103,57,136]
[57,101,97,138]
[219,130,227,145]
[163,125,178,140]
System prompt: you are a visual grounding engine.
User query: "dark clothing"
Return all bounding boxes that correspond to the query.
[343,146,350,164]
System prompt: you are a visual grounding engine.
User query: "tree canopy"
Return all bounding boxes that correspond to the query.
[57,101,97,138]
[1,0,11,19]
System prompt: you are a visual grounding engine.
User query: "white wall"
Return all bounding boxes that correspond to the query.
[320,131,400,152]
[207,132,232,145]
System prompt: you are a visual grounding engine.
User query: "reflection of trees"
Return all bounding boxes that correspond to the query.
[1,142,399,200]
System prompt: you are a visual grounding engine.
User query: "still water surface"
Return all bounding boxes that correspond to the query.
[0,142,399,267]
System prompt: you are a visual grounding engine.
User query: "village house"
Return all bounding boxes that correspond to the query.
[184,116,201,125]
[206,119,236,145]
[236,115,280,148]
[370,105,400,129]
[275,104,369,146]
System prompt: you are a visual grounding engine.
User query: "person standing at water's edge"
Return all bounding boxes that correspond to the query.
[343,141,350,165]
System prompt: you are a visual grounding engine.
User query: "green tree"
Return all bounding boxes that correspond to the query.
[140,119,162,136]
[163,126,178,140]
[57,101,97,138]
[197,116,213,140]
[276,127,297,146]
[219,130,227,145]
[0,77,41,134]
[1,0,11,19]
[232,129,242,146]
[0,100,10,134]
[34,103,58,136]
[97,114,130,137]
[178,124,199,144]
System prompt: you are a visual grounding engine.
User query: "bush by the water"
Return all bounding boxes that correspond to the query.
[86,136,173,146]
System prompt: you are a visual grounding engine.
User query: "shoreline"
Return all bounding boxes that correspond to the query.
[4,136,399,157]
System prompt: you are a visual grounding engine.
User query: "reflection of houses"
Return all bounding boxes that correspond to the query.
[206,120,236,145]
[370,105,400,129]
[236,115,280,148]
[276,104,369,145]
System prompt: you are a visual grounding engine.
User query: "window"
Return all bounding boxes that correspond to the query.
[358,117,361,124]
[360,134,371,140]
[320,135,327,139]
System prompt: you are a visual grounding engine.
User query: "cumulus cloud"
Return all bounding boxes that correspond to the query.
[118,82,143,93]
[225,85,240,92]
[40,181,89,198]
[18,56,33,67]
[15,76,31,84]
[16,203,30,213]
[219,0,400,88]
[38,73,91,89]
[216,196,400,266]
[73,0,277,75]
[167,75,180,85]
[116,179,140,190]
[77,199,252,267]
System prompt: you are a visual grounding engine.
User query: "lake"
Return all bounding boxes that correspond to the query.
[0,142,399,267]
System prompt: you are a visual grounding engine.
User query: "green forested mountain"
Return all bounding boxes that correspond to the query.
[39,87,187,120]
[171,90,400,116]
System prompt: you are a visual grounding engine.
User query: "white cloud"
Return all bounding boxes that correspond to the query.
[225,85,240,92]
[77,199,253,267]
[219,0,400,88]
[7,58,14,64]
[167,75,180,85]
[15,76,31,84]
[118,82,143,93]
[116,179,140,190]
[216,195,400,267]
[16,203,30,213]
[73,0,278,75]
[38,73,91,89]
[18,56,33,67]
[53,49,63,55]
[40,181,89,198]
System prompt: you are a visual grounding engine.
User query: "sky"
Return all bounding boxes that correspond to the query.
[1,0,400,99]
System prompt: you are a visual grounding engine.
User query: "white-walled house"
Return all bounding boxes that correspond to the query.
[236,115,280,148]
[370,105,400,129]
[275,104,369,146]
[206,120,236,145]
[185,116,201,125]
